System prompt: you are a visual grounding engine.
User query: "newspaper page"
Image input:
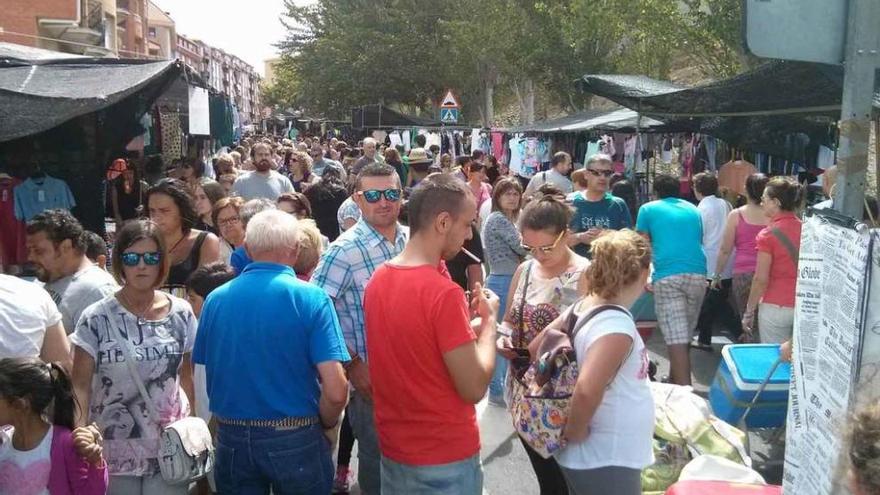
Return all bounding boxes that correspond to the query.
[783,215,872,494]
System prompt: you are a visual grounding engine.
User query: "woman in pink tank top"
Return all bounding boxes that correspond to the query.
[712,174,769,339]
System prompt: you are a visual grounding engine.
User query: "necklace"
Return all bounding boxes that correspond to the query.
[166,232,187,260]
[119,290,155,325]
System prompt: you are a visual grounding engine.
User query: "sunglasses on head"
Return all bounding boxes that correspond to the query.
[121,251,162,267]
[587,168,614,177]
[521,230,566,254]
[358,189,401,203]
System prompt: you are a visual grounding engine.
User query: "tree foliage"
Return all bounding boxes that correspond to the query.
[273,0,746,123]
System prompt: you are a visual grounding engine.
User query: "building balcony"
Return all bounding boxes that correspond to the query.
[40,22,104,53]
[84,45,114,57]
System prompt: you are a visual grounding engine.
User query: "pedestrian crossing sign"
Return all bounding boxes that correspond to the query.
[440,108,459,124]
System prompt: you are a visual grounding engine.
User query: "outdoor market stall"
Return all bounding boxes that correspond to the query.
[0,43,238,272]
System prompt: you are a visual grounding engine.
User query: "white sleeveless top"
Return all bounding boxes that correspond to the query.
[554,307,655,470]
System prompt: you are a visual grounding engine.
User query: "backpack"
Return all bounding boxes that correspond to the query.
[511,304,629,458]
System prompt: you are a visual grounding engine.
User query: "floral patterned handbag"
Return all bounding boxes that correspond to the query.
[511,304,628,458]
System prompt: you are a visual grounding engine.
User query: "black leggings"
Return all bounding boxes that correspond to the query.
[520,437,569,495]
[337,407,356,467]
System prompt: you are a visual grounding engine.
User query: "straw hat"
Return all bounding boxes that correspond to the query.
[407,148,433,165]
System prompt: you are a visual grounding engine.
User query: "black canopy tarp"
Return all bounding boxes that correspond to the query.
[506,108,669,133]
[0,47,189,233]
[0,53,183,142]
[351,104,440,129]
[578,60,879,117]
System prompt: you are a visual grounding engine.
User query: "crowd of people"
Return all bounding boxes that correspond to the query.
[2,132,880,495]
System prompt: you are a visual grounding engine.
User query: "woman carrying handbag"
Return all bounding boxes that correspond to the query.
[71,220,201,495]
[496,189,590,495]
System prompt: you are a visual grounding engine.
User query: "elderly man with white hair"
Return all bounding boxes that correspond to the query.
[352,137,384,176]
[194,209,351,493]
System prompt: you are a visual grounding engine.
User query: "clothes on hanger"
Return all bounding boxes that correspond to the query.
[585,139,601,162]
[817,145,834,169]
[718,159,758,196]
[0,176,27,266]
[389,131,403,150]
[491,132,506,162]
[508,135,525,176]
[13,175,76,222]
[660,137,673,163]
[159,111,184,167]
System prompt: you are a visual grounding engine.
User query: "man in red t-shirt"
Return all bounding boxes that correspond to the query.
[364,173,500,494]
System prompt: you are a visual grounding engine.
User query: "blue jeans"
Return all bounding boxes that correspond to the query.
[380,454,483,495]
[215,423,332,494]
[348,392,381,495]
[486,273,513,398]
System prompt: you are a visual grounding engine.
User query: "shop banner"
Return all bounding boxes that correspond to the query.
[783,212,873,494]
[188,86,210,136]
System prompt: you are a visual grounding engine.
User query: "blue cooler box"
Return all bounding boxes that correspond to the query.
[709,344,791,428]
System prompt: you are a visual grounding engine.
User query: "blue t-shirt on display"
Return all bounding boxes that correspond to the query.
[636,198,706,281]
[230,246,252,274]
[13,176,76,222]
[569,192,633,257]
[193,262,350,419]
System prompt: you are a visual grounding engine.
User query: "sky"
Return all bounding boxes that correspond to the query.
[151,0,309,75]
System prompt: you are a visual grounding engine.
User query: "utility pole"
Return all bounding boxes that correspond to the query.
[834,0,880,219]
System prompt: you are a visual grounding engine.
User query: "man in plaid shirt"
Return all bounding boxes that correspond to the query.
[311,163,407,495]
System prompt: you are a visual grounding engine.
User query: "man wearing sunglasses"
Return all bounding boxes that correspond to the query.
[523,151,574,199]
[312,162,406,495]
[310,143,347,182]
[569,153,633,257]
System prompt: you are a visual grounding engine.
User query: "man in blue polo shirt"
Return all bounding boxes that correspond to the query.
[636,174,706,386]
[194,209,350,493]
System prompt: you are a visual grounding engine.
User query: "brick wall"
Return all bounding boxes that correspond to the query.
[0,0,78,47]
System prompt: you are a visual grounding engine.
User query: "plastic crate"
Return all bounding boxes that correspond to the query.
[709,344,790,428]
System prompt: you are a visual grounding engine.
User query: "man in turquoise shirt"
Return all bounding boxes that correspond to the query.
[636,174,706,386]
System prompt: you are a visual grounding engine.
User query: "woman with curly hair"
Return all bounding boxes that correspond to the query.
[552,229,654,495]
[496,186,590,495]
[288,150,318,192]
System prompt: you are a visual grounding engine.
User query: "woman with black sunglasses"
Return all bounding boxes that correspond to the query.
[70,219,197,495]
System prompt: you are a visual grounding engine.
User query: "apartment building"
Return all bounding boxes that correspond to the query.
[145,0,174,59]
[0,0,147,57]
[0,0,261,123]
[173,34,261,125]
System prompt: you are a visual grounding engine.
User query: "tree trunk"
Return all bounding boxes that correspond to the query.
[484,81,494,127]
[524,78,535,124]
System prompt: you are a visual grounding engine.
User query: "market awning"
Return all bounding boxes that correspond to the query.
[351,104,440,129]
[506,108,668,133]
[578,60,880,118]
[0,47,183,142]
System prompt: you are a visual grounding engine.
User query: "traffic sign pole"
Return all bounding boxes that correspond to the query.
[834,0,880,219]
